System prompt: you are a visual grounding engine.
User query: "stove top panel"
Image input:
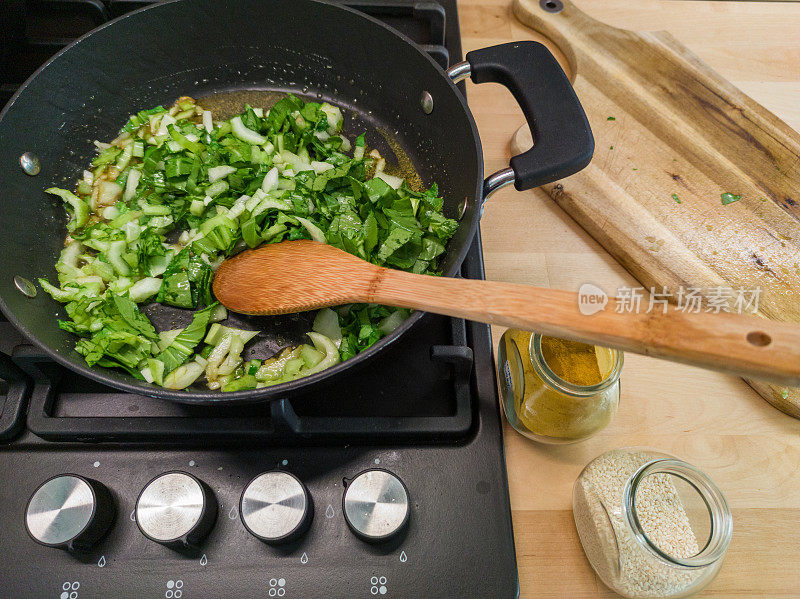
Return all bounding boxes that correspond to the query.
[0,238,519,598]
[0,2,519,597]
[1,427,516,598]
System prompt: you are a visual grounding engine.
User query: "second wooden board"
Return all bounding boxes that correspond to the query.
[512,0,800,418]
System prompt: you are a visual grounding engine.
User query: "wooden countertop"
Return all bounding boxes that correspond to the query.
[458,1,800,596]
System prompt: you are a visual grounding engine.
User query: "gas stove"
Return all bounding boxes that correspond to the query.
[0,2,519,598]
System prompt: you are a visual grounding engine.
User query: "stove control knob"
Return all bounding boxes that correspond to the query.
[240,471,313,544]
[136,471,217,550]
[343,469,410,542]
[26,474,115,551]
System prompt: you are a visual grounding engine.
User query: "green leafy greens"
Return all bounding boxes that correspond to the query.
[39,94,458,390]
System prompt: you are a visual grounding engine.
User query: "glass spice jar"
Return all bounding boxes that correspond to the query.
[497,330,623,443]
[573,448,733,599]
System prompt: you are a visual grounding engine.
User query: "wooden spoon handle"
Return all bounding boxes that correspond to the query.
[372,269,800,385]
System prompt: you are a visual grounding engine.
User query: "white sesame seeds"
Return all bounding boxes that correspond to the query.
[573,449,716,598]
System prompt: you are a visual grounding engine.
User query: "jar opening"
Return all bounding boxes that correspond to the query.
[529,334,623,397]
[623,459,732,568]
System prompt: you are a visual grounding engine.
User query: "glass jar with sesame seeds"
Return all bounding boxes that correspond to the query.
[573,448,732,599]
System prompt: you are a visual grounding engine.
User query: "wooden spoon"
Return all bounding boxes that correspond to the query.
[213,240,800,386]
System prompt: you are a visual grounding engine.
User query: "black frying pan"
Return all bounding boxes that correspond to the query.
[0,0,593,404]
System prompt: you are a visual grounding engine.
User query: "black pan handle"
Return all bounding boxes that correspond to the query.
[448,41,594,201]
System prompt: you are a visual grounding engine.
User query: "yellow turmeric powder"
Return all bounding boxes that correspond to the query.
[540,337,603,386]
[498,331,622,443]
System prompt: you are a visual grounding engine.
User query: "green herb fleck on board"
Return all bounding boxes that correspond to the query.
[632,168,638,171]
[760,197,767,202]
[721,192,741,205]
[607,116,616,121]
[609,145,614,150]
[672,193,682,204]
[781,388,789,400]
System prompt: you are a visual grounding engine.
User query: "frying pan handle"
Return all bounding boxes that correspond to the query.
[448,41,594,201]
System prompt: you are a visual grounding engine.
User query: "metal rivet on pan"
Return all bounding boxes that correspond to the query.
[19,152,41,176]
[540,0,564,13]
[420,91,434,115]
[14,275,37,298]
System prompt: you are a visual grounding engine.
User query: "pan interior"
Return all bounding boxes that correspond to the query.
[0,0,482,400]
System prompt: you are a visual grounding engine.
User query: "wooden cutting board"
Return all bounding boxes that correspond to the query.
[511,0,800,418]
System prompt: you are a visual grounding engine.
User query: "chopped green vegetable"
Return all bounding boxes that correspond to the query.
[607,116,616,121]
[223,374,258,391]
[672,193,682,204]
[163,361,205,389]
[721,192,741,205]
[204,324,258,346]
[40,94,457,390]
[143,358,165,386]
[312,308,342,347]
[300,345,324,369]
[45,187,89,230]
[157,303,217,373]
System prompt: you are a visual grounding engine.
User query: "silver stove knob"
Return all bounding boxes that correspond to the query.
[26,474,115,551]
[240,471,313,544]
[343,469,410,542]
[136,471,217,550]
